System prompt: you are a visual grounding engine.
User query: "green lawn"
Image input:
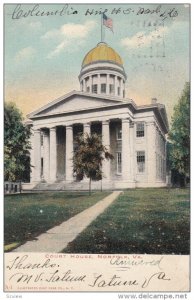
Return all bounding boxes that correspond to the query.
[63,188,190,254]
[4,191,109,251]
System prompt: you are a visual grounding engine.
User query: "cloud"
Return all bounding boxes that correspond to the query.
[60,21,96,39]
[47,41,70,59]
[29,21,42,30]
[121,26,168,49]
[42,21,96,40]
[42,20,96,59]
[15,46,36,63]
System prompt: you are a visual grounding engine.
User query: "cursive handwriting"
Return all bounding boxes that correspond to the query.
[9,269,86,284]
[6,255,172,290]
[6,255,58,271]
[10,4,179,21]
[84,4,178,21]
[142,271,170,288]
[89,274,138,288]
[110,256,163,270]
[136,5,178,20]
[11,4,78,20]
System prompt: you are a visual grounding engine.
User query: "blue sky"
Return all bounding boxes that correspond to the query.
[4,3,190,122]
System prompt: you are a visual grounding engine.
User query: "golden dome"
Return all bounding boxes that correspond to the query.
[82,42,123,67]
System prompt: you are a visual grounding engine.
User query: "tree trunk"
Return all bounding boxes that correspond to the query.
[89,178,92,196]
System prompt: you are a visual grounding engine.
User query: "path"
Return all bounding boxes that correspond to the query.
[13,191,122,253]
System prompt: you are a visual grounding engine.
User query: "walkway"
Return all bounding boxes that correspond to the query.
[13,191,122,253]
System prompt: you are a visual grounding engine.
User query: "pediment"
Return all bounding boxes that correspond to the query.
[28,91,124,118]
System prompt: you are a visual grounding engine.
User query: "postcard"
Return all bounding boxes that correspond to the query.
[4,2,190,294]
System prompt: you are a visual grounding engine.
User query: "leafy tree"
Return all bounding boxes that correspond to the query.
[168,82,190,186]
[73,133,114,195]
[4,102,31,182]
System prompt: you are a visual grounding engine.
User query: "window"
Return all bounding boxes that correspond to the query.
[136,122,145,137]
[86,86,90,93]
[116,127,122,140]
[137,151,145,173]
[109,84,114,95]
[118,87,120,96]
[92,84,97,94]
[117,152,122,174]
[41,133,44,146]
[41,158,43,176]
[101,83,106,94]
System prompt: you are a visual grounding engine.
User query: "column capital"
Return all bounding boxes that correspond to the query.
[50,126,56,131]
[34,128,41,133]
[66,125,73,130]
[83,122,90,127]
[122,118,130,124]
[102,120,110,126]
[129,121,134,128]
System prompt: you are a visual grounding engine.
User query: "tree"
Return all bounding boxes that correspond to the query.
[4,102,31,182]
[168,82,190,186]
[73,133,114,195]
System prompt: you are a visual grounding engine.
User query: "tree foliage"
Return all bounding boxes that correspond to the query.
[4,102,31,181]
[168,82,190,182]
[73,133,114,194]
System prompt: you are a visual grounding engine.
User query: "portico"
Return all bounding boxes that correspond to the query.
[31,115,135,186]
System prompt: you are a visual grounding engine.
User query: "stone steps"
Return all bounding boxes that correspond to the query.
[33,180,114,191]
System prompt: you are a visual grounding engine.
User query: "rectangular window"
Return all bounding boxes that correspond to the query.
[86,86,90,93]
[101,83,106,94]
[92,84,97,94]
[109,84,114,94]
[116,127,122,140]
[137,151,145,173]
[136,122,145,137]
[41,158,43,176]
[117,152,122,174]
[41,133,44,146]
[118,87,120,96]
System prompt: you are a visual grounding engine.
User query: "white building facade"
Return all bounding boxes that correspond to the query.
[26,42,169,190]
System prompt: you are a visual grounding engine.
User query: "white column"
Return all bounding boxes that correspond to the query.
[43,131,50,181]
[34,129,41,182]
[122,118,130,181]
[83,78,86,92]
[129,122,134,181]
[102,120,110,180]
[106,74,110,95]
[90,75,93,93]
[121,79,124,98]
[114,76,118,96]
[146,122,156,183]
[30,127,35,182]
[49,127,57,182]
[66,125,74,181]
[83,123,91,136]
[97,74,100,94]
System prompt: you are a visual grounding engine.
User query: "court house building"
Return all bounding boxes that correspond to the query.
[26,42,169,190]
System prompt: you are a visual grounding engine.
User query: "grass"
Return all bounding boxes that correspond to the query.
[62,188,190,255]
[4,191,110,251]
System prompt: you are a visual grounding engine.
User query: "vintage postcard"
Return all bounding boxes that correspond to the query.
[4,2,190,295]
